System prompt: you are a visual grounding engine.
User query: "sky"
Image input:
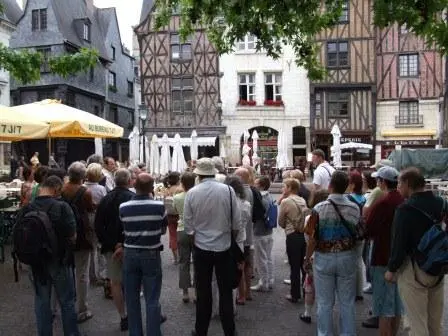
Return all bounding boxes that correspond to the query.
[16,0,144,53]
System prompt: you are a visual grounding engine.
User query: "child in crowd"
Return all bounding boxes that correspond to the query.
[300,189,330,324]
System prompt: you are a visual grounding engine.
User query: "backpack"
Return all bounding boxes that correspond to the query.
[12,202,59,282]
[409,201,448,280]
[250,186,265,222]
[264,196,278,229]
[63,186,91,250]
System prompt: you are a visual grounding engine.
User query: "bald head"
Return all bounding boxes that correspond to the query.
[135,173,154,195]
[234,168,250,184]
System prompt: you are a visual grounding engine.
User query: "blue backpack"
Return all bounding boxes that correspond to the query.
[264,197,278,229]
[409,200,448,279]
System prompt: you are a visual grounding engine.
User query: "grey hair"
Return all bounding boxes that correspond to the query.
[68,161,87,183]
[115,168,131,187]
[87,154,103,166]
[211,156,224,173]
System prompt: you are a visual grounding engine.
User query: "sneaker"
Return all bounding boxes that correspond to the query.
[120,316,128,331]
[299,314,311,324]
[363,283,373,294]
[283,279,291,285]
[285,294,298,303]
[250,283,269,292]
[362,316,379,329]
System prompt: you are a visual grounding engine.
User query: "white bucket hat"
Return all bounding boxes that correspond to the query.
[193,158,218,176]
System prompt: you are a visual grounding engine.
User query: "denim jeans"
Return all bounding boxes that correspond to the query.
[314,250,357,336]
[32,264,79,336]
[123,248,162,336]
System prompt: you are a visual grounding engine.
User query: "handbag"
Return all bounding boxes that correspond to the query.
[228,187,244,289]
[328,199,366,241]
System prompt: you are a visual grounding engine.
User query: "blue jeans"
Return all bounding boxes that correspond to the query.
[32,264,79,336]
[314,250,357,336]
[123,248,162,336]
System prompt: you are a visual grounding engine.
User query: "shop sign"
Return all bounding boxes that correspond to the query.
[340,137,370,143]
[381,140,437,146]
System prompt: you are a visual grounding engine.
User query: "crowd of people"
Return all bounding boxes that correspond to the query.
[10,148,448,336]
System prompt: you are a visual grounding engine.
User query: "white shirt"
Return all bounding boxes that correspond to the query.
[184,178,242,252]
[102,168,115,192]
[313,162,335,190]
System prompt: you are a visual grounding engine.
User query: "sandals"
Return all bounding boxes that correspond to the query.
[77,311,93,324]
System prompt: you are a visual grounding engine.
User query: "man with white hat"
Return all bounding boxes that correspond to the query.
[184,158,243,336]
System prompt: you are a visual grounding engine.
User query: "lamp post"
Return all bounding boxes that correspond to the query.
[139,105,148,163]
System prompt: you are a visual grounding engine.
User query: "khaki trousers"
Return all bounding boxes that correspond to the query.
[397,259,444,336]
[74,250,92,313]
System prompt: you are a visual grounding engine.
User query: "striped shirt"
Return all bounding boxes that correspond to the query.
[119,195,167,250]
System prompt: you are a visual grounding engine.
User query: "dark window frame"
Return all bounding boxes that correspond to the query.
[238,73,256,102]
[338,0,349,23]
[398,101,420,124]
[171,77,194,114]
[108,71,117,88]
[264,72,282,102]
[327,91,350,118]
[399,53,419,77]
[170,34,192,62]
[32,9,47,31]
[111,46,116,60]
[314,92,322,118]
[127,80,134,97]
[326,40,349,68]
[109,105,119,124]
[36,47,51,73]
[83,22,91,42]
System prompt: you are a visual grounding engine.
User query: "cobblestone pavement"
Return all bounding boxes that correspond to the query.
[0,229,447,336]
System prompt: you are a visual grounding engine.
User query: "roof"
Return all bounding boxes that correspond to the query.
[1,0,23,24]
[139,0,154,24]
[50,0,110,61]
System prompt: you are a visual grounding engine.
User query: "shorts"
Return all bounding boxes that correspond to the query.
[105,252,123,283]
[372,266,403,317]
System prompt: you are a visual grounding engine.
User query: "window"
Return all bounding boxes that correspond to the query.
[327,91,349,118]
[109,105,118,123]
[237,34,257,51]
[264,73,282,102]
[399,54,418,77]
[238,73,256,102]
[314,92,322,117]
[327,41,349,67]
[128,110,134,127]
[339,0,349,23]
[82,23,91,41]
[93,105,100,116]
[172,78,193,114]
[32,9,47,31]
[108,71,116,88]
[398,101,421,124]
[37,90,54,101]
[36,47,51,73]
[171,34,192,61]
[127,81,134,97]
[111,46,116,60]
[89,66,94,82]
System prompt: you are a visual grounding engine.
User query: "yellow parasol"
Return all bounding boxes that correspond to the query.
[0,106,50,141]
[11,99,124,138]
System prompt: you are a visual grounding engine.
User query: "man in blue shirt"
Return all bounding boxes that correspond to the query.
[119,173,167,336]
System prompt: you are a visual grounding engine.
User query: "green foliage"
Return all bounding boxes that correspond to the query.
[153,0,448,80]
[0,44,99,84]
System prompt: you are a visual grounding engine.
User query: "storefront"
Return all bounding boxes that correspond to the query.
[377,139,439,159]
[240,127,279,174]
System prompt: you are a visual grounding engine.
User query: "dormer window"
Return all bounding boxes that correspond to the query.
[111,46,116,60]
[83,22,91,41]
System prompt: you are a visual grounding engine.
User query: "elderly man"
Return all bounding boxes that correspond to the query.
[184,158,242,336]
[120,173,167,336]
[103,156,117,192]
[61,161,95,323]
[95,169,135,331]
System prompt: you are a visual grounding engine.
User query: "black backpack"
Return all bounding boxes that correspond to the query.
[250,186,266,222]
[12,202,59,282]
[63,187,90,250]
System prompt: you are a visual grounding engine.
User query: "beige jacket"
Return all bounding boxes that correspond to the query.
[278,194,309,235]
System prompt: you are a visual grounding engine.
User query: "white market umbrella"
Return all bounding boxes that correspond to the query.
[220,141,227,158]
[340,142,373,150]
[159,133,171,175]
[149,134,160,176]
[191,130,198,161]
[94,138,103,157]
[128,126,140,163]
[243,130,250,145]
[251,130,259,155]
[171,133,187,172]
[276,128,288,169]
[331,124,342,168]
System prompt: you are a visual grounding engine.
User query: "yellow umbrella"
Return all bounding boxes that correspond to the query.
[0,106,50,141]
[11,99,124,138]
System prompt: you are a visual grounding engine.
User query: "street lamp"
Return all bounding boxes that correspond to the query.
[139,105,148,163]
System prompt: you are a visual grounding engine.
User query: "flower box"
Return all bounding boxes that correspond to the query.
[239,99,256,106]
[264,100,284,107]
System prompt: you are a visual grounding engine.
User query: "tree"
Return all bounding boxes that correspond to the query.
[154,0,448,80]
[0,4,99,84]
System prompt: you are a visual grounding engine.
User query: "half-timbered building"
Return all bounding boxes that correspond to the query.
[376,25,444,159]
[135,1,225,159]
[310,0,376,165]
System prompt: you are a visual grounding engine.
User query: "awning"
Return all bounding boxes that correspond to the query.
[381,129,437,137]
[159,136,216,147]
[331,142,373,152]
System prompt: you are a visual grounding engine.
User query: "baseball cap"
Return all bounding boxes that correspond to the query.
[370,159,394,170]
[372,166,399,182]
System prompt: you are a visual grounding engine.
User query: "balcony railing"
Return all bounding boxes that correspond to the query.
[395,114,423,127]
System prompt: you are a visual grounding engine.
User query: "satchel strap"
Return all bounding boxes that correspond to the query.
[328,199,355,239]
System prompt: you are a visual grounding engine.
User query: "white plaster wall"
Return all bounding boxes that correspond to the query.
[0,23,12,106]
[219,44,310,164]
